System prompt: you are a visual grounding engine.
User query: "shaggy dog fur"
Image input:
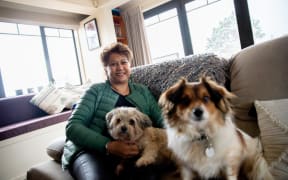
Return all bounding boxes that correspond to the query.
[106,107,175,175]
[159,77,273,180]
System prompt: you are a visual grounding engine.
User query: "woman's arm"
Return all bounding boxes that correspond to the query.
[65,85,110,153]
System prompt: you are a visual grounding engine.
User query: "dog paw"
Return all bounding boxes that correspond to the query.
[115,164,124,176]
[136,157,155,167]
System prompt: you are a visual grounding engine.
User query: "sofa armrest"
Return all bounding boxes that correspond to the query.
[47,136,66,162]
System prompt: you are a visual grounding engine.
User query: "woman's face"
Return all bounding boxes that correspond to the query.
[105,53,131,85]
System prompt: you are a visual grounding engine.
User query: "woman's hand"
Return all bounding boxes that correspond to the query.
[106,141,139,158]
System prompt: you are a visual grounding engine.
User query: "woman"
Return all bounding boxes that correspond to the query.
[61,42,164,179]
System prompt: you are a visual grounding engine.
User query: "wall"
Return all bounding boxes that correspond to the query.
[78,7,117,83]
[78,0,170,82]
[0,122,67,180]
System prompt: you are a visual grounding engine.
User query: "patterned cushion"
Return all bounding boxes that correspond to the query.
[61,81,92,109]
[30,84,66,114]
[30,82,92,114]
[254,99,288,179]
[131,53,230,99]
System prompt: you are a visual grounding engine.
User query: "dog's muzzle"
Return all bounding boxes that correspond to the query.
[192,107,203,121]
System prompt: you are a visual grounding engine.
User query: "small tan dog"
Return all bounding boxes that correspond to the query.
[159,76,273,180]
[106,107,175,175]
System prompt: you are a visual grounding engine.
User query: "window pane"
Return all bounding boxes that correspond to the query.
[46,34,81,87]
[186,0,207,11]
[0,24,81,98]
[0,22,18,34]
[0,34,48,97]
[186,0,241,58]
[144,16,159,26]
[159,8,177,21]
[144,8,184,63]
[44,27,59,36]
[18,24,40,35]
[247,0,288,44]
[59,29,73,37]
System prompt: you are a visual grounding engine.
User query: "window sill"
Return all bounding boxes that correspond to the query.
[0,110,72,141]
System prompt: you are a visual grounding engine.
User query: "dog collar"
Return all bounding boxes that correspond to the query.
[205,135,215,158]
[190,133,206,143]
[191,133,215,158]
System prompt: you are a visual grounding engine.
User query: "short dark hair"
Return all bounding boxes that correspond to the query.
[100,42,133,66]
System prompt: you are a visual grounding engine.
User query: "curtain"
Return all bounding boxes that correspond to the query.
[122,6,152,67]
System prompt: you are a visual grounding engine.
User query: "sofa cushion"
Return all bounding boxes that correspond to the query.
[30,82,92,114]
[0,94,48,127]
[46,137,66,162]
[27,160,73,180]
[254,99,288,179]
[30,84,67,114]
[0,111,71,140]
[230,35,288,137]
[131,53,229,99]
[61,82,92,109]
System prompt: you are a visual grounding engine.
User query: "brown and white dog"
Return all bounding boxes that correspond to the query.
[106,107,175,175]
[159,77,273,180]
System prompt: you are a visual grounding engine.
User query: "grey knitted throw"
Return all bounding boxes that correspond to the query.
[131,53,230,100]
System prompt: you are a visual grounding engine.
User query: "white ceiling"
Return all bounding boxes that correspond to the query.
[0,0,129,18]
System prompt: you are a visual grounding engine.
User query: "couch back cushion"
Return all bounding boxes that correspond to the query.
[229,35,288,137]
[131,53,230,100]
[0,94,48,127]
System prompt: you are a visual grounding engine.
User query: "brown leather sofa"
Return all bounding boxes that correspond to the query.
[26,35,288,180]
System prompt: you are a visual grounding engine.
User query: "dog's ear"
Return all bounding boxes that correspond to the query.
[159,78,187,107]
[201,76,235,113]
[105,110,114,127]
[167,78,187,104]
[159,78,188,118]
[136,110,152,129]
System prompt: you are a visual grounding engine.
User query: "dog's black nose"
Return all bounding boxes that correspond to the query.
[193,107,203,120]
[121,126,127,132]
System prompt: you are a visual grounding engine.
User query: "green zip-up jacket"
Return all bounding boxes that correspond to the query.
[61,80,163,169]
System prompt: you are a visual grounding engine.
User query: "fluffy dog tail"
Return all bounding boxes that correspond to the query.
[243,138,274,180]
[250,154,274,180]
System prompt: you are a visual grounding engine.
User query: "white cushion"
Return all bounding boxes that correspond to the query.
[30,81,92,114]
[30,84,66,114]
[254,98,288,178]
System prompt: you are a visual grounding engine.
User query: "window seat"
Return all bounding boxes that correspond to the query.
[0,94,72,141]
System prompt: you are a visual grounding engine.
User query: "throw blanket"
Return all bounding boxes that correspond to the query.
[131,53,230,99]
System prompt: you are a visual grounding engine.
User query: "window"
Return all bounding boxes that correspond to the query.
[144,0,288,62]
[144,8,184,63]
[186,0,240,58]
[0,22,81,98]
[247,0,288,44]
[44,28,81,87]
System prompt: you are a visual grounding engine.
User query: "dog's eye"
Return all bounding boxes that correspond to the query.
[203,96,210,103]
[116,118,121,124]
[179,96,190,106]
[129,119,135,126]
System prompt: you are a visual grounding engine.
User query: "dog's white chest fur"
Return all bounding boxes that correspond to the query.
[167,121,242,178]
